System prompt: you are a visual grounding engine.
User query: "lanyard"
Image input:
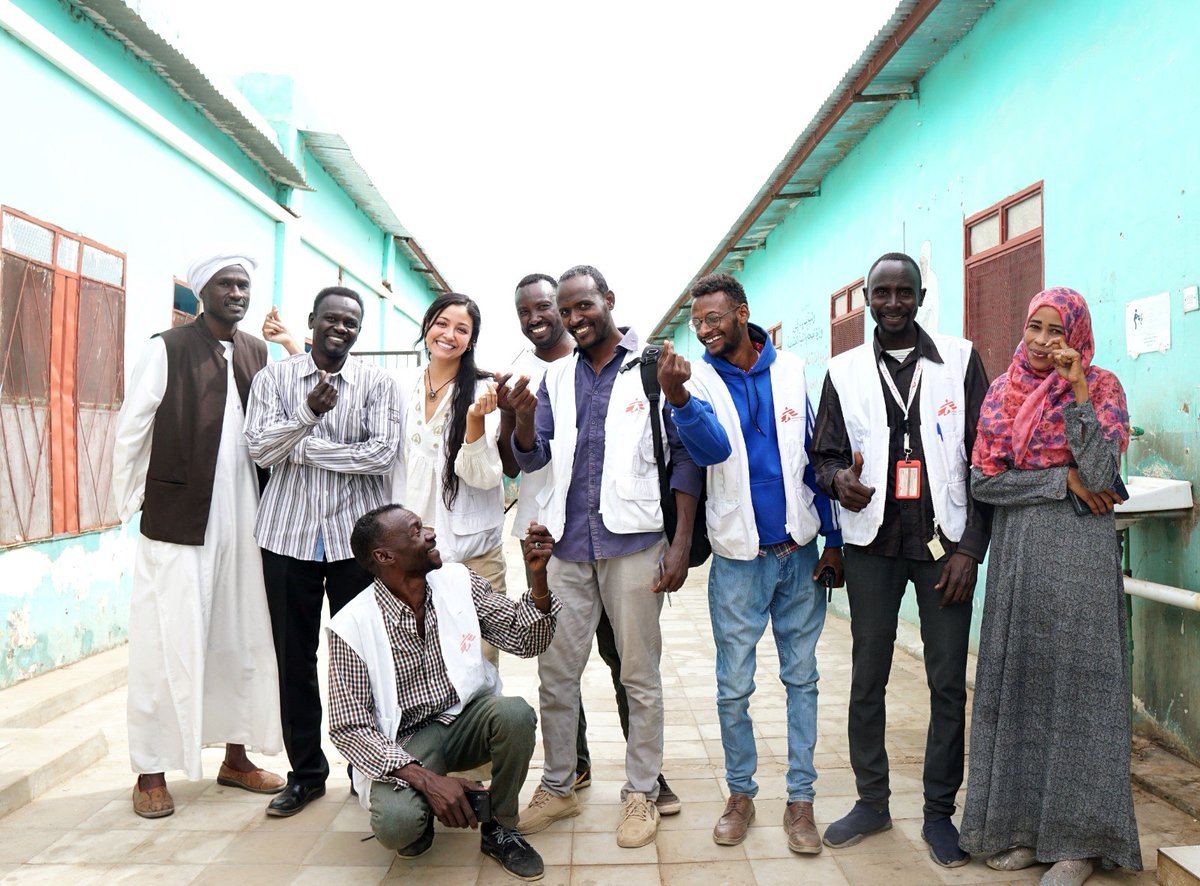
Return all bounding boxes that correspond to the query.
[878,357,923,458]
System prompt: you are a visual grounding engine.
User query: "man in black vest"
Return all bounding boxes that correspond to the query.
[114,253,285,819]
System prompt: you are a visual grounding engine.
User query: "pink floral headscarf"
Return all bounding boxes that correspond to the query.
[972,287,1129,476]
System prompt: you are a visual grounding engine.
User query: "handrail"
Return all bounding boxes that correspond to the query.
[1125,577,1200,611]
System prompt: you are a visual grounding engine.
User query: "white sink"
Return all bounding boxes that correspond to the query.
[1115,476,1194,514]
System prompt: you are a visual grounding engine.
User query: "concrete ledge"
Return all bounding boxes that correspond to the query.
[0,726,108,818]
[1158,846,1200,884]
[0,644,128,729]
[1134,739,1200,821]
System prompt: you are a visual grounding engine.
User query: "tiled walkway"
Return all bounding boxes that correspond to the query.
[2,530,1197,884]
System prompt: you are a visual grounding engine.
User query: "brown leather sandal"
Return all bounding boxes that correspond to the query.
[216,762,286,794]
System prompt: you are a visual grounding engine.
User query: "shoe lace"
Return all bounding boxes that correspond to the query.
[528,787,553,809]
[622,794,652,823]
[490,825,532,851]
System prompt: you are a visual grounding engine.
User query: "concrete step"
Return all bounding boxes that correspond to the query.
[1159,846,1200,884]
[0,644,128,729]
[0,725,108,818]
[0,644,127,818]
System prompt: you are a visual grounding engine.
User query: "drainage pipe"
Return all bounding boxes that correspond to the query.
[1125,577,1200,611]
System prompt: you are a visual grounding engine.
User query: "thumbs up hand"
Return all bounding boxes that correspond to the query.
[834,449,875,512]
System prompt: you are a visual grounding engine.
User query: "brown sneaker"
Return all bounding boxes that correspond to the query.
[712,793,755,846]
[132,782,174,819]
[784,800,822,854]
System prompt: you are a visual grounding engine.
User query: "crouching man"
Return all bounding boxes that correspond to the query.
[328,504,560,880]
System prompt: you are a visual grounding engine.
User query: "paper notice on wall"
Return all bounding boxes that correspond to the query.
[1125,292,1171,358]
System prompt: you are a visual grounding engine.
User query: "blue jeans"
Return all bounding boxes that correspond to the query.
[708,541,826,802]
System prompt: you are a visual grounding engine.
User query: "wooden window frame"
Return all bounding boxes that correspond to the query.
[0,206,126,547]
[767,322,783,349]
[963,181,1044,267]
[830,277,866,357]
[963,182,1045,380]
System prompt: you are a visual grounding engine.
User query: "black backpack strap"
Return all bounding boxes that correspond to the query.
[638,346,670,490]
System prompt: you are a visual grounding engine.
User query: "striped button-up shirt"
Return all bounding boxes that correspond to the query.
[245,353,402,561]
[327,573,560,784]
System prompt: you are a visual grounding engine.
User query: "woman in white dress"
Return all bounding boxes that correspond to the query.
[393,294,507,665]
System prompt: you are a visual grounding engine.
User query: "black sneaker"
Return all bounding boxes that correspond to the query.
[481,821,545,881]
[574,768,592,790]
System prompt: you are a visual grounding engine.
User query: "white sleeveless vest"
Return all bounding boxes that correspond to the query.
[537,343,667,539]
[826,335,973,546]
[328,563,501,809]
[686,352,821,560]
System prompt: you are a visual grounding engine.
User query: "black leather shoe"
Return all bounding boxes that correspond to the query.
[266,782,326,817]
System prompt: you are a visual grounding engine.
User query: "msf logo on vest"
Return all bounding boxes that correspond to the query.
[626,398,647,413]
[460,632,477,653]
[780,406,800,423]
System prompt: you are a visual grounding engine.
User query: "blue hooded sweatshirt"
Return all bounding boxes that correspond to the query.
[671,324,841,548]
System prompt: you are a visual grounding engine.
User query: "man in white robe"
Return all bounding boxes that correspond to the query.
[114,253,284,818]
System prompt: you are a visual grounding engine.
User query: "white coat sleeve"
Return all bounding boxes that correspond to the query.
[112,337,168,523]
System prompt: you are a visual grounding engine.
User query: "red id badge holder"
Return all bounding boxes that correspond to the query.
[894,459,922,499]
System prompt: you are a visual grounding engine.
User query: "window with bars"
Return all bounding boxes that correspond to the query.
[964,183,1044,380]
[830,277,865,357]
[0,208,125,546]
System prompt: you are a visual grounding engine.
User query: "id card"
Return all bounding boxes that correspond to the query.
[894,459,922,500]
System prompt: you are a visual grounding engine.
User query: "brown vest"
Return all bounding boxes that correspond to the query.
[141,316,268,545]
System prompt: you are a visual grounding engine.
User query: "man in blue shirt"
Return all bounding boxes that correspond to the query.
[658,273,843,854]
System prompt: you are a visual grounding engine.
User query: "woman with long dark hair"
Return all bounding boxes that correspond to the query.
[391,294,507,659]
[959,288,1139,885]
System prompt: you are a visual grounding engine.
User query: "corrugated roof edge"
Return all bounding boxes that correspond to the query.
[69,0,309,190]
[650,0,994,342]
[297,130,451,296]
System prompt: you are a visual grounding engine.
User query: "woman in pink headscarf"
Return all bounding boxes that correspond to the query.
[958,288,1139,886]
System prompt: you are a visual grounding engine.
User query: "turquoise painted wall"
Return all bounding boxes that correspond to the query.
[13,0,279,196]
[673,0,1200,753]
[0,6,437,686]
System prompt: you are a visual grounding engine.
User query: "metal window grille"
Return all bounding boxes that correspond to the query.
[830,278,866,358]
[0,207,125,546]
[964,184,1045,381]
[352,350,424,371]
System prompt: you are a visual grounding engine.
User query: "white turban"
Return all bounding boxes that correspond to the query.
[186,252,257,297]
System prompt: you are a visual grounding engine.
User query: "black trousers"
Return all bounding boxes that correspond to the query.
[262,550,372,787]
[844,545,972,819]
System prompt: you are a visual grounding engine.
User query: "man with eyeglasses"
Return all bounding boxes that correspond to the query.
[656,272,843,854]
[508,265,702,848]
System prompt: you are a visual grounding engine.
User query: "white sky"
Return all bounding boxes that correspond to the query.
[155,0,898,365]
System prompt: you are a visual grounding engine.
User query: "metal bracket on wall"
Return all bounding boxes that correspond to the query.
[773,188,820,201]
[852,85,918,103]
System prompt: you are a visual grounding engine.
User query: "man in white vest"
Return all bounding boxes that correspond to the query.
[326,504,559,879]
[509,264,702,848]
[655,272,844,854]
[811,252,991,867]
[496,272,667,801]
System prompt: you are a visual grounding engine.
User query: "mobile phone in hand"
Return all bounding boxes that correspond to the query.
[465,789,492,823]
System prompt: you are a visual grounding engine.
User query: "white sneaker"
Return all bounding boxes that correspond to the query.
[518,785,579,834]
[616,791,660,848]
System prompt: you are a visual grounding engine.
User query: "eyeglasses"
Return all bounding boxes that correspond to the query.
[690,307,738,331]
